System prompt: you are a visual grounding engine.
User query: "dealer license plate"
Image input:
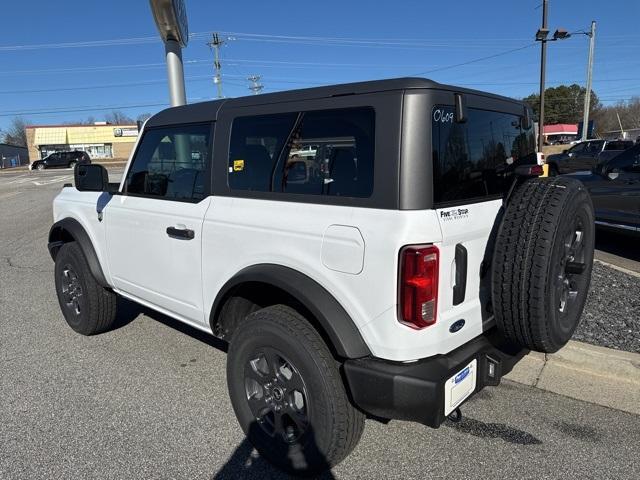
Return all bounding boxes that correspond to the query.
[444,359,477,416]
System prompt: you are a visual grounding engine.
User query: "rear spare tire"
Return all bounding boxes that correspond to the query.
[492,177,595,353]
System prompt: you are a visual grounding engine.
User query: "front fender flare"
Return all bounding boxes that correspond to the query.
[48,218,109,288]
[211,264,371,359]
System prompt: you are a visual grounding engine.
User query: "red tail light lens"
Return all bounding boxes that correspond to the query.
[398,245,439,329]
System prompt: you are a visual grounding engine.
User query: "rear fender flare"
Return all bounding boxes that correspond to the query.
[211,264,371,359]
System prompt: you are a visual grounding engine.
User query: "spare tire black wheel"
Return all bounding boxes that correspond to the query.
[492,176,595,353]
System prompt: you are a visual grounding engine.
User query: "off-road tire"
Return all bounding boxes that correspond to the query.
[492,177,595,353]
[227,305,365,475]
[54,241,117,335]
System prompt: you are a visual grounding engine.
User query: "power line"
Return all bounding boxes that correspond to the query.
[411,43,537,75]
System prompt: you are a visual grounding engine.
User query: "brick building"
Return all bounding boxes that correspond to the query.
[25,123,138,162]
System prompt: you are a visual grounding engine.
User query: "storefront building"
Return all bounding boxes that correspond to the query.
[25,123,139,161]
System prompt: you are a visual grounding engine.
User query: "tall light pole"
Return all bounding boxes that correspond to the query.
[581,21,596,142]
[149,0,189,107]
[534,1,570,151]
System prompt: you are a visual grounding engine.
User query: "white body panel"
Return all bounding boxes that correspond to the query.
[105,195,212,322]
[52,186,500,361]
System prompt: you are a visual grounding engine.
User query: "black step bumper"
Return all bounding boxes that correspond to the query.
[343,330,527,428]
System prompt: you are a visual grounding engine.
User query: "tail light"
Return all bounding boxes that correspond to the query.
[398,245,439,329]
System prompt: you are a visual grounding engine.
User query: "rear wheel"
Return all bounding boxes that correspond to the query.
[54,242,117,335]
[227,305,364,475]
[69,160,77,169]
[492,177,595,353]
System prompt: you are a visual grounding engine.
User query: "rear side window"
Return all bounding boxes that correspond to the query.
[228,107,375,198]
[432,106,536,204]
[605,141,632,151]
[124,124,211,202]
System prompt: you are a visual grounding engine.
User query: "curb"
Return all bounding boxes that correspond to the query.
[505,340,640,415]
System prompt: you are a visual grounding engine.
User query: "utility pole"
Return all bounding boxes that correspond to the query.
[581,20,596,142]
[537,0,549,152]
[616,112,625,139]
[248,75,264,95]
[207,33,225,99]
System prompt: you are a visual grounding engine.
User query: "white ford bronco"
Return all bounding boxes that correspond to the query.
[49,78,595,475]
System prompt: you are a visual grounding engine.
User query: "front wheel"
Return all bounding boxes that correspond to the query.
[69,161,77,169]
[226,305,364,475]
[54,241,118,335]
[36,163,45,171]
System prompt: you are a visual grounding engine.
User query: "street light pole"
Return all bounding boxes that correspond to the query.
[581,21,596,142]
[165,39,187,107]
[149,0,189,107]
[537,0,549,152]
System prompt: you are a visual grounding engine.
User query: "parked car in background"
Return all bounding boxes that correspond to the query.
[30,151,90,171]
[568,143,640,233]
[546,139,633,175]
[546,139,634,175]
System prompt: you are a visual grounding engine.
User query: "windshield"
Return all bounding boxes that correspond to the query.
[431,106,536,204]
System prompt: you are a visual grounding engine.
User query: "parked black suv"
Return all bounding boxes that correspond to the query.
[31,151,90,171]
[546,139,633,175]
[568,143,640,233]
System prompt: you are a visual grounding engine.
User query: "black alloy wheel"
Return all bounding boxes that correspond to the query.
[244,347,309,444]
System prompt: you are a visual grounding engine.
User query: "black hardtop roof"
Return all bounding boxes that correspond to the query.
[146,77,525,127]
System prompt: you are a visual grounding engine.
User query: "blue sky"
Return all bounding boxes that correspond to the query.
[0,0,638,131]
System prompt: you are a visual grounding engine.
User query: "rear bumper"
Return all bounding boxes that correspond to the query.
[343,329,527,428]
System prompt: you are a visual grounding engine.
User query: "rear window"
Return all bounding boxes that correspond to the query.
[432,106,536,204]
[228,107,375,198]
[605,141,633,151]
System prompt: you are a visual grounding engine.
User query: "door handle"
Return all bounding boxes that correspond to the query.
[453,244,468,306]
[166,226,195,240]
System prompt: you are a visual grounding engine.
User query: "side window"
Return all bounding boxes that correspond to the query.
[283,108,375,197]
[587,141,604,153]
[228,107,375,198]
[124,124,211,202]
[569,143,585,154]
[228,113,297,191]
[609,145,640,173]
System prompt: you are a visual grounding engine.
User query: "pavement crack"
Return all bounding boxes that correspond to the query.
[4,256,52,273]
[533,353,549,388]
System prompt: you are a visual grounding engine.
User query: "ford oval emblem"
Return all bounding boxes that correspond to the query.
[449,319,465,333]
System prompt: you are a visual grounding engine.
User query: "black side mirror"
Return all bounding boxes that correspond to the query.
[75,164,108,192]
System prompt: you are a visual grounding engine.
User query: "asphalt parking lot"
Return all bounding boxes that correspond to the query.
[1,167,639,479]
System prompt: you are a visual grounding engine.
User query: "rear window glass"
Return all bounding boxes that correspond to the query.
[605,141,632,151]
[432,106,536,204]
[228,107,375,198]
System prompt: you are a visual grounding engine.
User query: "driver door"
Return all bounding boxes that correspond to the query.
[105,123,214,324]
[590,145,640,230]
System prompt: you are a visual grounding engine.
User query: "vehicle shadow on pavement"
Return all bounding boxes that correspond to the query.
[212,423,336,479]
[444,416,542,445]
[113,298,229,353]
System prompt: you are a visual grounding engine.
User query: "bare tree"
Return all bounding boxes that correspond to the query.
[105,110,134,125]
[136,112,152,123]
[1,117,28,147]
